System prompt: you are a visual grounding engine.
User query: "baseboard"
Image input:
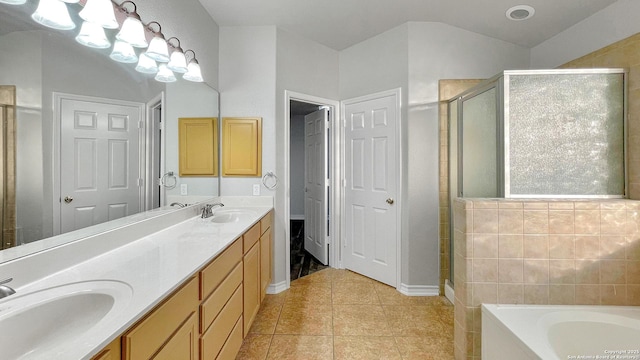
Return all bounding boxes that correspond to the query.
[445,279,455,304]
[398,283,440,297]
[290,214,305,221]
[267,280,288,294]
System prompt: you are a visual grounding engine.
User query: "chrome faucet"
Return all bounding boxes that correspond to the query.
[201,203,224,218]
[170,202,186,208]
[0,278,16,299]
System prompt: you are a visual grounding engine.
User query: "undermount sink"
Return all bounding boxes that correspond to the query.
[0,280,132,359]
[211,209,258,223]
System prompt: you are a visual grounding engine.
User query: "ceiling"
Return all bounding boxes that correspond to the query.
[197,0,618,50]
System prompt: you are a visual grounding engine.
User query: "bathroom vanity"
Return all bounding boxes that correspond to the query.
[0,197,273,360]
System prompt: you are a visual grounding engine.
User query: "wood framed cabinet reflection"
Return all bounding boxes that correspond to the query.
[222,117,262,177]
[178,117,219,176]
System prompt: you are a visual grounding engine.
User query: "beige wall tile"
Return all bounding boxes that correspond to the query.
[473,201,498,209]
[549,211,574,234]
[472,284,497,307]
[626,261,640,284]
[472,259,498,282]
[498,284,523,304]
[574,202,600,210]
[498,259,523,283]
[473,234,498,259]
[523,210,549,234]
[549,235,575,259]
[499,210,524,234]
[575,285,600,305]
[600,260,627,284]
[575,236,600,259]
[549,260,576,284]
[600,285,627,305]
[574,210,600,235]
[626,210,640,236]
[524,285,549,304]
[498,235,523,258]
[576,260,600,284]
[523,202,548,210]
[523,260,549,284]
[523,235,549,259]
[627,237,640,260]
[473,209,498,234]
[549,202,575,210]
[549,285,575,305]
[600,210,627,235]
[628,285,640,305]
[600,236,627,260]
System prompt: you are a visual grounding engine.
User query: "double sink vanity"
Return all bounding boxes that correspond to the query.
[0,196,273,360]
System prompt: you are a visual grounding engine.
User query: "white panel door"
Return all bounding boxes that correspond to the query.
[343,91,398,286]
[304,109,329,265]
[59,96,143,233]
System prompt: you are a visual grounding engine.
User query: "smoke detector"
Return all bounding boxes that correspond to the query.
[506,5,535,21]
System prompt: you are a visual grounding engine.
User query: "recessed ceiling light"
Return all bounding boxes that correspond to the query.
[506,5,535,21]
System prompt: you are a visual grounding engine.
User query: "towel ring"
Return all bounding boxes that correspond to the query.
[160,171,177,190]
[262,171,278,190]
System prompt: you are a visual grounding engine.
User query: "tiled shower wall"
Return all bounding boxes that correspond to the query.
[452,199,640,360]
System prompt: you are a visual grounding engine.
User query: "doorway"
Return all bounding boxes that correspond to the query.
[289,100,329,280]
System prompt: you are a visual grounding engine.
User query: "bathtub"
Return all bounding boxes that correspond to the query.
[482,304,640,360]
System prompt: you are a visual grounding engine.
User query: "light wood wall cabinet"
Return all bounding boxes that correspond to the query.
[178,117,218,176]
[222,117,262,177]
[91,212,273,360]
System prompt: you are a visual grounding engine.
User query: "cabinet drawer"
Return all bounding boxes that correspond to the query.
[200,262,242,333]
[216,316,243,360]
[123,277,199,360]
[200,286,243,360]
[260,211,272,235]
[200,239,242,300]
[243,223,260,252]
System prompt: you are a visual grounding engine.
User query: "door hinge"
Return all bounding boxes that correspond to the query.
[138,178,144,187]
[138,120,144,129]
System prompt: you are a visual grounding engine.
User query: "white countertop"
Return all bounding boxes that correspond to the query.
[0,198,273,360]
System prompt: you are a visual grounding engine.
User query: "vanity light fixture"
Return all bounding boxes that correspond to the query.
[115,1,148,48]
[110,39,138,63]
[0,0,27,5]
[166,37,188,73]
[183,50,203,82]
[155,64,177,83]
[75,20,111,48]
[79,0,118,29]
[31,0,76,30]
[135,53,158,74]
[145,21,170,63]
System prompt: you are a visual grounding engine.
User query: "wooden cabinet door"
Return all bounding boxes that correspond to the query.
[243,242,260,336]
[152,313,198,360]
[260,227,272,301]
[91,337,121,360]
[179,117,218,176]
[222,117,262,176]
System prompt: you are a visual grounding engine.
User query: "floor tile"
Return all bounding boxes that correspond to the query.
[236,334,272,360]
[249,302,284,335]
[286,282,332,305]
[332,282,379,305]
[331,270,377,284]
[275,303,333,335]
[333,336,401,360]
[266,335,333,360]
[262,291,289,306]
[394,336,454,360]
[333,305,392,336]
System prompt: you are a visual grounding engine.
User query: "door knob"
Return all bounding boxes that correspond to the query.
[64,196,73,204]
[386,198,394,205]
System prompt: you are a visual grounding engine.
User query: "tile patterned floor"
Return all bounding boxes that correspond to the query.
[236,268,454,360]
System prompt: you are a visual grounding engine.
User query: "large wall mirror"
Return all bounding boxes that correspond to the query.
[0,1,220,263]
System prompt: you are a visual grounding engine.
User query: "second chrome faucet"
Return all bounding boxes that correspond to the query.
[201,203,224,218]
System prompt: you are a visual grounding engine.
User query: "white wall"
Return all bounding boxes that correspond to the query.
[289,115,305,219]
[406,22,529,287]
[219,26,277,198]
[531,0,640,68]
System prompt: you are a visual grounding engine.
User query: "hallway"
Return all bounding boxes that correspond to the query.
[236,268,454,359]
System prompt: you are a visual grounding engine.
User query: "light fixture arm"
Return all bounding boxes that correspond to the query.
[167,37,183,52]
[184,49,198,63]
[116,1,141,20]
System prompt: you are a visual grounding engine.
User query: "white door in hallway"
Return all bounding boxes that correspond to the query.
[343,90,399,287]
[58,94,144,234]
[304,108,329,265]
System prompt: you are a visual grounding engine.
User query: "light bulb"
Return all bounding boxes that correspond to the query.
[116,16,148,48]
[110,40,138,63]
[31,0,75,31]
[145,36,170,63]
[79,0,118,29]
[183,60,203,82]
[135,53,158,74]
[75,21,110,49]
[155,64,176,83]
